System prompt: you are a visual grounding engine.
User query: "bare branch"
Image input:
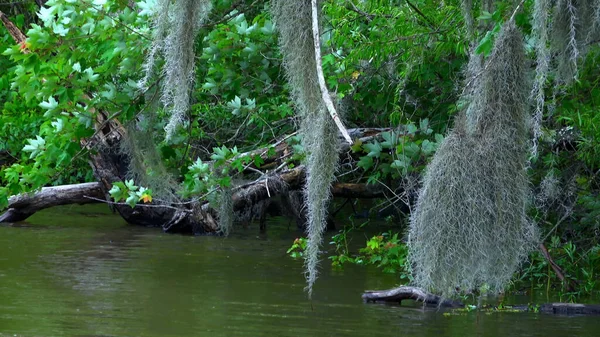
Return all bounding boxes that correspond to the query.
[311,0,352,144]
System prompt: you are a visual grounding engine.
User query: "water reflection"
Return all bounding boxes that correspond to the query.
[0,205,599,336]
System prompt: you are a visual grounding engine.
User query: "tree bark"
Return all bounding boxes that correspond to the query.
[0,10,27,46]
[0,182,104,223]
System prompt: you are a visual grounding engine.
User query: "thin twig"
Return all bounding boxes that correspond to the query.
[405,0,435,28]
[509,0,526,23]
[83,195,190,212]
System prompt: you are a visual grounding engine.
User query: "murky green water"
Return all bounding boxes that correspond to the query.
[1,205,599,337]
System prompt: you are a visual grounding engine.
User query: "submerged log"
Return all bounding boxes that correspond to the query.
[362,286,464,308]
[0,183,104,223]
[538,303,600,315]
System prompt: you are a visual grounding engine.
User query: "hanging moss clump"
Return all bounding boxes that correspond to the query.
[407,22,538,298]
[139,0,212,140]
[531,0,550,158]
[271,0,340,297]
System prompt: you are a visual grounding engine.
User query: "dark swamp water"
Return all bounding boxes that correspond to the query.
[1,205,599,337]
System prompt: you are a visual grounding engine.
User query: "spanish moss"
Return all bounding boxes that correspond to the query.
[271,0,340,297]
[531,0,550,158]
[407,22,538,298]
[140,0,212,140]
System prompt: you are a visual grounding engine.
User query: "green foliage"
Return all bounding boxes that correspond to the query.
[353,120,444,182]
[191,10,293,149]
[358,232,409,275]
[109,179,153,208]
[1,0,149,199]
[286,237,308,259]
[1,0,599,300]
[326,217,410,278]
[513,237,600,300]
[324,1,467,127]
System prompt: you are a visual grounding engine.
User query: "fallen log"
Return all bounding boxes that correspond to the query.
[362,287,600,315]
[362,286,464,307]
[0,165,385,229]
[0,182,104,223]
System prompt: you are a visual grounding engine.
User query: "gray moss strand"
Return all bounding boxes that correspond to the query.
[271,0,339,298]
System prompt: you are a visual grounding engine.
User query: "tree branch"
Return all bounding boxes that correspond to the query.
[0,9,27,47]
[311,0,353,144]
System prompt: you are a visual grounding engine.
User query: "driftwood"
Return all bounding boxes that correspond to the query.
[363,286,600,315]
[362,286,464,307]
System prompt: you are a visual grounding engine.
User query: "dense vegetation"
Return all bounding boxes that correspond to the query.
[0,0,599,300]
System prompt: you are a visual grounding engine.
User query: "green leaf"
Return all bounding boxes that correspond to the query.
[82,67,99,83]
[81,19,96,34]
[0,188,9,210]
[51,118,64,132]
[211,145,231,162]
[363,140,382,158]
[421,140,435,155]
[125,194,138,208]
[406,123,418,135]
[189,158,209,175]
[381,131,397,149]
[109,184,122,199]
[403,142,420,158]
[39,96,58,111]
[22,136,45,159]
[248,154,262,168]
[477,11,493,21]
[125,179,138,191]
[419,118,429,132]
[38,6,56,26]
[357,155,374,170]
[475,32,493,56]
[52,23,69,36]
[391,156,411,170]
